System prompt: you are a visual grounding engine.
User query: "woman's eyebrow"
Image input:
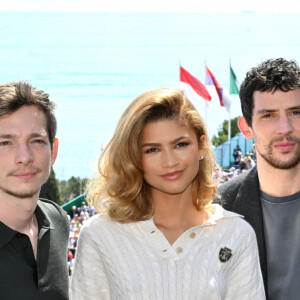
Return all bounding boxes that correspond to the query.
[141,136,188,148]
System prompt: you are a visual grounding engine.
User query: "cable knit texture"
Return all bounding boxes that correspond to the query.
[70,204,265,300]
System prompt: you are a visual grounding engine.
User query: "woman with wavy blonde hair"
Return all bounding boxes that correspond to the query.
[70,88,265,300]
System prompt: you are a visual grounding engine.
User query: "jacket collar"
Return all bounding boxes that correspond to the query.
[0,200,53,250]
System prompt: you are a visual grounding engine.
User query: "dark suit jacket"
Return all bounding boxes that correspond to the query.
[214,166,268,297]
[0,198,69,300]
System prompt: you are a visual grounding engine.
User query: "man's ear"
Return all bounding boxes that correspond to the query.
[238,117,254,140]
[50,138,59,166]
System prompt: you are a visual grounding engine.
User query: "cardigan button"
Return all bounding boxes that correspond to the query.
[190,232,196,239]
[176,247,183,254]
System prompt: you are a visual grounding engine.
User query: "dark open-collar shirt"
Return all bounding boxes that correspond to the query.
[0,199,69,300]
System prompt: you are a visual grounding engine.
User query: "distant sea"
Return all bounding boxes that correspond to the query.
[0,12,299,179]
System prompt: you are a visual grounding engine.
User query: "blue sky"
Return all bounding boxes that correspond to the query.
[1,0,299,13]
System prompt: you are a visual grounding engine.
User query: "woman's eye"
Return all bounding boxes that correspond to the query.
[176,142,189,148]
[145,148,158,153]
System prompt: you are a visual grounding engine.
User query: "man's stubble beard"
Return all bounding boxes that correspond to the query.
[256,135,300,170]
[2,167,47,199]
[0,185,40,199]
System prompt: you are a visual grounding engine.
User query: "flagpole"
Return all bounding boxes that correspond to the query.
[228,58,232,142]
[204,60,207,124]
[228,110,231,140]
[228,59,232,167]
[205,99,207,124]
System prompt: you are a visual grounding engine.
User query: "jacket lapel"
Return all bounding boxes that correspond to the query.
[232,167,268,294]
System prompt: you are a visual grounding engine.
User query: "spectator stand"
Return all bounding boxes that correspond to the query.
[214,133,254,168]
[62,193,97,276]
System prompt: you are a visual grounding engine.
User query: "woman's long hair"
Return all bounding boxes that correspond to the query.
[87,88,217,223]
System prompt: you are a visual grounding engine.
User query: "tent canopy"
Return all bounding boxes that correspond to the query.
[61,194,87,214]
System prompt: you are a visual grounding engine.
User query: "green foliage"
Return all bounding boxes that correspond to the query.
[40,170,88,205]
[212,116,241,147]
[58,176,88,204]
[40,168,61,205]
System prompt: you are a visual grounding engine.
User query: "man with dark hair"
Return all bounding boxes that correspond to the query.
[0,81,69,299]
[216,58,300,299]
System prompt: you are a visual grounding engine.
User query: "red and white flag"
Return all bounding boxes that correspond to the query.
[179,66,211,105]
[205,66,231,112]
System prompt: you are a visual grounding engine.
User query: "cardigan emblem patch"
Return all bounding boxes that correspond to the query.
[219,247,232,263]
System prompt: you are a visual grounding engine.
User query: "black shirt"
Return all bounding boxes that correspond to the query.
[0,199,69,300]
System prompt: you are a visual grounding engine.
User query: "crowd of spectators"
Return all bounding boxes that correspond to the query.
[214,144,257,183]
[66,202,98,275]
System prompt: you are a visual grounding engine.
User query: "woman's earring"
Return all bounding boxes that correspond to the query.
[200,156,204,160]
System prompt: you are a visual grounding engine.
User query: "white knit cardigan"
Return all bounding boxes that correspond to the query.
[70,204,265,300]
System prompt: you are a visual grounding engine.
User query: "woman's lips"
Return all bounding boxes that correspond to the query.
[162,170,183,180]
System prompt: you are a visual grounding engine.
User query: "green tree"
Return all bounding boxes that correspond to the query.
[40,167,61,205]
[58,176,88,204]
[212,116,241,147]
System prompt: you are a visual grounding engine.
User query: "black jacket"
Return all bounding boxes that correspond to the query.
[0,198,69,300]
[214,167,268,297]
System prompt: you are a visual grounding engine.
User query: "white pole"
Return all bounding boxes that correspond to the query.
[204,59,207,124]
[228,109,231,166]
[228,110,231,141]
[228,58,232,166]
[228,58,231,142]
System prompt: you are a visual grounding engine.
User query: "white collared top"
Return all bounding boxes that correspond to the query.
[70,204,265,300]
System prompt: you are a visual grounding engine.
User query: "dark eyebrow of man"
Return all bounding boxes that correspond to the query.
[256,106,300,115]
[256,109,277,115]
[30,132,47,138]
[0,134,14,139]
[0,133,47,139]
[141,136,187,148]
[288,105,300,110]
